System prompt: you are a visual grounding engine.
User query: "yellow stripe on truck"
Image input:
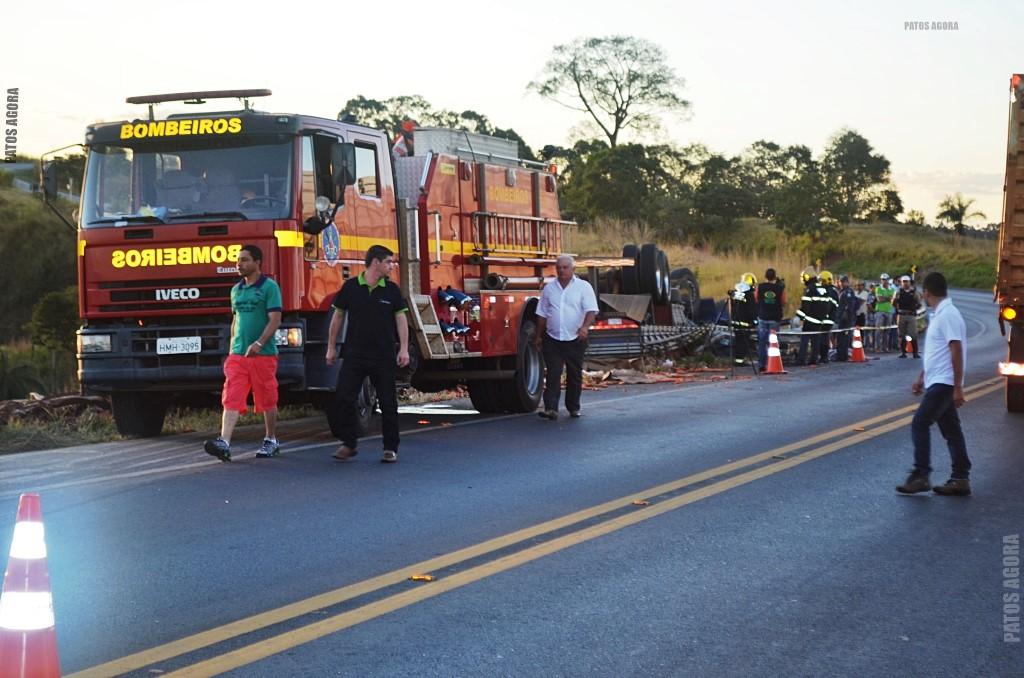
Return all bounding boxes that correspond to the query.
[274,231,305,248]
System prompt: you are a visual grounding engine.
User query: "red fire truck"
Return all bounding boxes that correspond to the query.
[42,89,691,437]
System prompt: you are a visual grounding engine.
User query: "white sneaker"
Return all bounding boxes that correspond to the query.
[381,450,398,464]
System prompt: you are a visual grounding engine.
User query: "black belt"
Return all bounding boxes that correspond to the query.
[897,312,917,316]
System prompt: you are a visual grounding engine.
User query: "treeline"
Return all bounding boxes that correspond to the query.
[339,35,901,251]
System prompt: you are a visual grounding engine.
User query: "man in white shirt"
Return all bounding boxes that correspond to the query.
[896,272,972,496]
[534,255,599,419]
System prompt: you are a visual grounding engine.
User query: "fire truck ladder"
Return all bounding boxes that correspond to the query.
[471,212,574,257]
[408,295,451,359]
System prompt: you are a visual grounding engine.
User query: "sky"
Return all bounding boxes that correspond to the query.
[5,0,1020,226]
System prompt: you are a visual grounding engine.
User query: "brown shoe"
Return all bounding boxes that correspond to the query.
[332,445,358,461]
[933,478,971,496]
[896,472,931,494]
[538,409,558,420]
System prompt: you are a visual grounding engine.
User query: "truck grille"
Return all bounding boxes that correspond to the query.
[97,277,234,313]
[129,327,226,369]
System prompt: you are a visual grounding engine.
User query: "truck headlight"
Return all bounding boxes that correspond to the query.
[275,328,303,347]
[1003,307,1018,322]
[79,334,112,353]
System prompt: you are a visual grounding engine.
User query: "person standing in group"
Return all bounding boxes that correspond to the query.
[326,245,410,464]
[896,272,972,496]
[796,270,826,366]
[535,255,599,419]
[756,268,786,372]
[864,282,878,351]
[833,275,858,362]
[817,270,840,363]
[854,281,869,331]
[729,272,758,366]
[874,273,896,352]
[894,274,922,358]
[204,245,283,462]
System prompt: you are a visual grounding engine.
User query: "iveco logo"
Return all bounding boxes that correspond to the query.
[156,288,201,301]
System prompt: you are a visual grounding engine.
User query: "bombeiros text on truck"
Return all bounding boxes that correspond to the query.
[40,89,704,437]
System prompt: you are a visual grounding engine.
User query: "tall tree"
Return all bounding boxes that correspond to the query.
[528,35,689,147]
[936,193,986,236]
[737,141,815,217]
[820,129,893,223]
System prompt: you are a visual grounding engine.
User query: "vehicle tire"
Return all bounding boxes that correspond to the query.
[670,267,700,319]
[355,376,376,435]
[655,248,670,305]
[111,392,167,438]
[638,243,659,297]
[468,380,505,413]
[1008,327,1024,413]
[500,318,544,412]
[1008,382,1024,413]
[621,244,640,294]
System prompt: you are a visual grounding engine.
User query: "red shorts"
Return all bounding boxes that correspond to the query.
[222,354,279,413]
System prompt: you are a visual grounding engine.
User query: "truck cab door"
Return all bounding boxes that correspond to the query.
[344,130,396,280]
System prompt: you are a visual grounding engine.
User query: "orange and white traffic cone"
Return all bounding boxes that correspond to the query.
[762,330,787,374]
[904,335,914,356]
[850,327,867,363]
[0,493,60,678]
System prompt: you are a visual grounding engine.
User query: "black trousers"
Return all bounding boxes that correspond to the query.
[328,354,399,451]
[542,335,587,412]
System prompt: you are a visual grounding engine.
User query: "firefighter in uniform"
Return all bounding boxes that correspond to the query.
[729,272,758,365]
[796,269,825,366]
[893,274,922,358]
[817,270,840,363]
[834,274,858,361]
[756,268,786,372]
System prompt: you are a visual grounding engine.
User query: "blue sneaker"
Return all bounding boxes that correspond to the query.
[204,437,231,462]
[256,438,280,458]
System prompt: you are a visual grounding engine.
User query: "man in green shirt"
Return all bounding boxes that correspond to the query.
[204,244,283,462]
[874,273,896,352]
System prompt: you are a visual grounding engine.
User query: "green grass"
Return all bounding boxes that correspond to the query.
[571,218,997,302]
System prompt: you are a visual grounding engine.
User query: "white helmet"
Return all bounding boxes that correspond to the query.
[880,273,891,281]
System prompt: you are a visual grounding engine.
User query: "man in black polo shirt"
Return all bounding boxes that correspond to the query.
[326,245,410,463]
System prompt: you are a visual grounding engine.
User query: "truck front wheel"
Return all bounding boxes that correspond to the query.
[111,392,167,438]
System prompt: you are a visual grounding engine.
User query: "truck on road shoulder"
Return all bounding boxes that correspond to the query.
[998,73,1024,412]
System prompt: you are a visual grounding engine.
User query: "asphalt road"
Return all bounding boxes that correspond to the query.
[1,289,1021,677]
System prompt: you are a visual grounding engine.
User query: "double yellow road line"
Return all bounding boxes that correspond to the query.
[70,377,1004,677]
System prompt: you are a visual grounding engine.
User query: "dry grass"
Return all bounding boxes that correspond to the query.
[569,217,996,315]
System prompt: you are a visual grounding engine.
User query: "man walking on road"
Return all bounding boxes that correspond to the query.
[204,245,283,462]
[326,245,410,463]
[896,272,972,496]
[535,255,598,420]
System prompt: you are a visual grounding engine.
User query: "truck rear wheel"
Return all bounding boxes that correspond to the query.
[638,243,660,298]
[356,376,377,435]
[621,244,640,294]
[1008,327,1024,413]
[111,392,167,438]
[671,267,700,319]
[500,318,544,413]
[655,248,670,305]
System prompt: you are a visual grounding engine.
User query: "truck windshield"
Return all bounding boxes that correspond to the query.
[82,136,293,228]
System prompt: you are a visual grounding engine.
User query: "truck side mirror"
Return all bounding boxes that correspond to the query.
[42,163,59,201]
[330,142,357,201]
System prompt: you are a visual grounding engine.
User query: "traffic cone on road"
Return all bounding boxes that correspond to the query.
[762,330,787,374]
[0,493,60,678]
[904,335,914,355]
[850,327,867,363]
